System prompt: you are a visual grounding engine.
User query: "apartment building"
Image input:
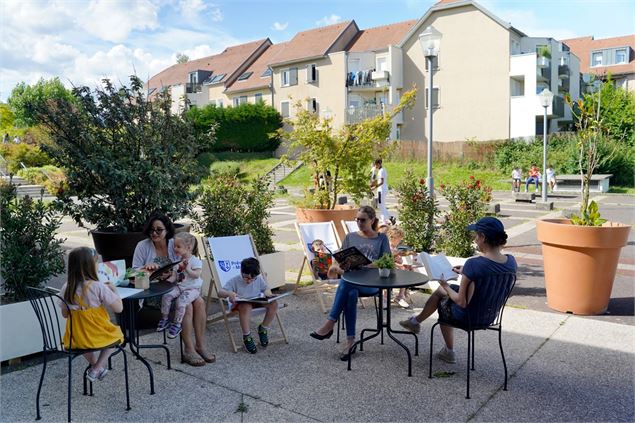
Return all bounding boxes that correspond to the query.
[563,34,635,92]
[147,0,584,143]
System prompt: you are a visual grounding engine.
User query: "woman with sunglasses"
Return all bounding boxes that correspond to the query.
[132,212,214,367]
[310,206,391,360]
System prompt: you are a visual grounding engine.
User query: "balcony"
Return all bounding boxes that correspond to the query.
[558,64,570,79]
[186,83,202,94]
[346,104,383,124]
[558,78,570,93]
[371,70,390,81]
[537,56,550,68]
[536,66,550,83]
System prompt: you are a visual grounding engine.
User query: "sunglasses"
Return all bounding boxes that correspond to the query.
[356,217,368,223]
[150,228,165,234]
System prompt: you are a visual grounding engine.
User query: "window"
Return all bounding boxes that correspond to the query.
[255,93,263,103]
[237,72,253,81]
[261,68,272,77]
[233,97,240,107]
[615,48,627,64]
[188,72,198,84]
[209,73,226,84]
[307,64,317,83]
[281,68,298,87]
[510,76,525,96]
[307,98,317,113]
[217,99,223,108]
[280,101,290,118]
[376,57,387,72]
[239,96,248,105]
[424,55,439,71]
[591,52,603,67]
[424,88,439,109]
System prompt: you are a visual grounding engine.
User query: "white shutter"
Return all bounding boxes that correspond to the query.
[290,68,298,86]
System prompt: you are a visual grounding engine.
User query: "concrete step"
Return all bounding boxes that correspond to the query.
[1,175,28,186]
[16,184,51,198]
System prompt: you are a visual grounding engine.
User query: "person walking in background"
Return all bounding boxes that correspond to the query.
[525,164,540,192]
[370,158,394,225]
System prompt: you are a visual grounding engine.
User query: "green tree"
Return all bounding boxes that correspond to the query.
[585,78,635,146]
[176,53,190,64]
[0,103,15,130]
[7,78,74,127]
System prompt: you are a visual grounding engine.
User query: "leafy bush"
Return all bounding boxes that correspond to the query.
[585,79,635,146]
[395,171,438,252]
[188,103,282,152]
[17,165,66,195]
[437,177,491,257]
[0,184,65,302]
[195,175,275,254]
[33,76,214,232]
[0,143,52,173]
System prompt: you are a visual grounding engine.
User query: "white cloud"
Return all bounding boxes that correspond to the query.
[210,7,223,22]
[31,36,80,65]
[79,0,160,43]
[315,14,342,27]
[272,21,289,31]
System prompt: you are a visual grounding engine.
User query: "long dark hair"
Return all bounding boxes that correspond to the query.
[64,247,98,305]
[358,205,379,231]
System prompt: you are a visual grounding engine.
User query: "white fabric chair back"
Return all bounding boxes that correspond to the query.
[342,220,358,235]
[207,235,256,289]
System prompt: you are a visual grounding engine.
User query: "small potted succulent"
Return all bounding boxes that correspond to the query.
[375,253,395,278]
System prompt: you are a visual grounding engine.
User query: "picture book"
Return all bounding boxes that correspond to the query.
[149,260,182,281]
[333,246,372,270]
[234,291,293,304]
[97,260,127,286]
[417,252,459,281]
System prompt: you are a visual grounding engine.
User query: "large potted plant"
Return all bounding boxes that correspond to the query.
[536,88,631,315]
[195,172,286,289]
[282,89,417,241]
[0,183,65,361]
[33,76,214,266]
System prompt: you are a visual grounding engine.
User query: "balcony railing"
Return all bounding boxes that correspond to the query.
[536,66,551,82]
[186,82,202,94]
[558,64,570,79]
[553,95,565,117]
[346,104,384,124]
[558,78,570,93]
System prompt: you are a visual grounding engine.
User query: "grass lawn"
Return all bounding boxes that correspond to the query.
[279,160,511,191]
[198,152,281,180]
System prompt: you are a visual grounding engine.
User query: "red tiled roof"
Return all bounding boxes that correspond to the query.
[347,20,417,52]
[563,34,635,75]
[269,21,354,66]
[147,39,269,93]
[225,43,288,93]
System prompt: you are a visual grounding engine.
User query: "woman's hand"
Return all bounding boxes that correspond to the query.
[452,265,463,275]
[229,292,237,302]
[143,263,159,271]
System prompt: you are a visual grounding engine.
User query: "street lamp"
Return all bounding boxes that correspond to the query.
[538,88,554,203]
[419,25,442,197]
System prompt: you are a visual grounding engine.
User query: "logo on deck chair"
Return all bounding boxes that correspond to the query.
[218,260,232,272]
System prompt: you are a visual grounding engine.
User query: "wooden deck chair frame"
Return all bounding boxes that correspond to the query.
[294,221,342,314]
[201,234,288,353]
[341,220,358,237]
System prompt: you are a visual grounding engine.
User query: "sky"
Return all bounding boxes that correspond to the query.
[1,0,634,102]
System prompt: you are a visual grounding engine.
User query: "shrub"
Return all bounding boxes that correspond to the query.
[17,165,66,195]
[437,177,491,257]
[188,103,282,152]
[195,175,275,254]
[33,76,214,232]
[0,143,52,173]
[395,171,438,252]
[0,184,65,302]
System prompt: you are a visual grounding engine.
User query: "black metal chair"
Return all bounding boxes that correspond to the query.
[26,287,131,422]
[428,272,517,399]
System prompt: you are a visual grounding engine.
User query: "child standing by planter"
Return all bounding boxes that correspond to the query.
[157,232,203,339]
[218,258,278,354]
[59,247,124,382]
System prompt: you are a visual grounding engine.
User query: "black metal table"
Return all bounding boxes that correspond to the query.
[120,281,174,394]
[342,268,429,377]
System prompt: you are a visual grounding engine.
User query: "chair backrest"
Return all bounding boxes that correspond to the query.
[25,287,68,352]
[206,234,259,289]
[342,220,358,236]
[465,272,517,329]
[295,222,341,277]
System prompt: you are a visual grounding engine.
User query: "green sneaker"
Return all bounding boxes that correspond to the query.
[257,324,269,347]
[243,334,257,354]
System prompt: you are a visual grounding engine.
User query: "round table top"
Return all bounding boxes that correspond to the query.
[122,281,174,301]
[342,268,429,289]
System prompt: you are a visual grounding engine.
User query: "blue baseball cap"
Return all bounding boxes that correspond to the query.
[466,217,505,238]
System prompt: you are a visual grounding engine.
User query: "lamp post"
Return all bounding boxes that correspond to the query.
[538,88,554,203]
[419,26,442,197]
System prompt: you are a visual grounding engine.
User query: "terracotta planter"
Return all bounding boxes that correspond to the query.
[295,207,358,242]
[536,219,630,315]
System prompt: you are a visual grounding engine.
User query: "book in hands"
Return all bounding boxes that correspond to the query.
[234,291,293,304]
[149,260,182,281]
[417,252,458,281]
[333,246,372,270]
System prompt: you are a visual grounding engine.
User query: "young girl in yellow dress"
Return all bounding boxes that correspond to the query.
[59,247,124,382]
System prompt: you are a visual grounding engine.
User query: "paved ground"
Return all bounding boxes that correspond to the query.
[1,190,634,422]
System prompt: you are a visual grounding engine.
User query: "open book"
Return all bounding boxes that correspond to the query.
[97,260,127,286]
[417,252,459,281]
[149,260,182,281]
[333,246,372,270]
[234,291,293,304]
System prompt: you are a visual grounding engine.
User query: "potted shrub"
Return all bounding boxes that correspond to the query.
[537,45,551,67]
[536,88,631,315]
[195,172,286,289]
[282,89,417,241]
[0,182,65,361]
[375,253,395,278]
[32,76,214,266]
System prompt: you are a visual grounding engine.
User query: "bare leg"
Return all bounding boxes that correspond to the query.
[314,318,336,335]
[262,301,277,327]
[237,303,252,334]
[342,335,355,352]
[440,324,455,350]
[191,298,207,351]
[83,352,97,365]
[92,348,115,370]
[180,304,196,354]
[414,287,447,323]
